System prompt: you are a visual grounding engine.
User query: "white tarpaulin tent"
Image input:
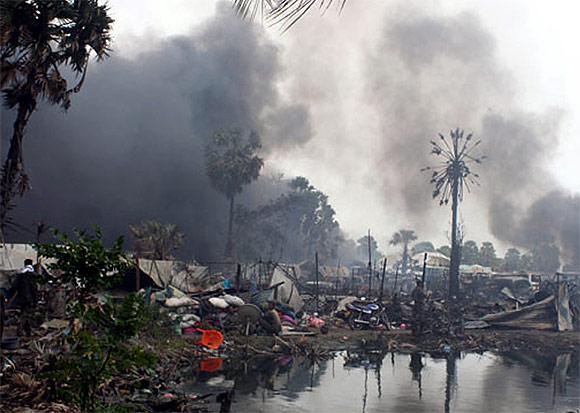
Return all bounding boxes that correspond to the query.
[269,264,304,312]
[138,259,209,293]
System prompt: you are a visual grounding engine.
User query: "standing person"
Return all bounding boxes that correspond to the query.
[10,259,38,336]
[411,280,425,336]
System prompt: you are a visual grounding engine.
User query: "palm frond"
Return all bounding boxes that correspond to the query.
[232,0,348,30]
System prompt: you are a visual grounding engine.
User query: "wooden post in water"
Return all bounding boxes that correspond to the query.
[315,252,320,313]
[379,258,387,302]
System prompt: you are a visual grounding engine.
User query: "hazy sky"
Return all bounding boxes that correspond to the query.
[105,0,579,252]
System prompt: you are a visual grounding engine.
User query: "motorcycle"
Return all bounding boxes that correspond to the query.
[346,300,389,330]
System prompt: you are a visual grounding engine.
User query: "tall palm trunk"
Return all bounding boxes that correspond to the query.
[449,173,460,297]
[225,195,235,257]
[448,165,463,334]
[1,98,34,234]
[402,242,409,274]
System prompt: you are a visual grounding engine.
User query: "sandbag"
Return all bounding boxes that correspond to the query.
[223,294,244,307]
[164,296,198,308]
[209,297,229,309]
[182,313,201,322]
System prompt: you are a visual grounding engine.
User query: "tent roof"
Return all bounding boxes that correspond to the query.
[0,243,55,271]
[138,258,209,293]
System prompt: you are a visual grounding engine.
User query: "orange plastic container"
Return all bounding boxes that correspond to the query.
[192,328,223,350]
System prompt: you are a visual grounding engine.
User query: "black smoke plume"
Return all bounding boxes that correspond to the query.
[0,3,312,260]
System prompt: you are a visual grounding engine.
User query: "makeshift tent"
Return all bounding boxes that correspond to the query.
[122,259,209,293]
[0,244,55,290]
[268,264,304,312]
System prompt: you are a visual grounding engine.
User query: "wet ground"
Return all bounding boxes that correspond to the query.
[186,350,580,413]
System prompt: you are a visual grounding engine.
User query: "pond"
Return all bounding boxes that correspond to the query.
[184,351,579,413]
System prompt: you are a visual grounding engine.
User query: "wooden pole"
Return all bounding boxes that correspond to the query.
[315,252,319,313]
[258,258,262,290]
[556,271,560,316]
[393,265,399,298]
[335,258,341,300]
[367,229,372,297]
[236,263,241,293]
[379,258,387,302]
[135,255,141,292]
[421,253,428,288]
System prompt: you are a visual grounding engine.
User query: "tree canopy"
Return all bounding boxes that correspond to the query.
[205,128,264,257]
[461,240,479,265]
[129,220,184,260]
[0,0,113,233]
[235,176,342,262]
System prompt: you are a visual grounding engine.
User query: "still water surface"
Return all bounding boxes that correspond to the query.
[187,351,579,413]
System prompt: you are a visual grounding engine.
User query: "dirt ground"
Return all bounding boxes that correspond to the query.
[230,327,580,356]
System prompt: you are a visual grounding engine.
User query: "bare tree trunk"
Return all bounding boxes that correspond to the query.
[225,195,235,257]
[449,178,460,297]
[448,167,463,334]
[1,99,34,234]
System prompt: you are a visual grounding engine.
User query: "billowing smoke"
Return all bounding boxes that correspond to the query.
[1,3,312,260]
[364,6,578,268]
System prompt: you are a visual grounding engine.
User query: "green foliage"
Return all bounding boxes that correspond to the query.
[205,128,264,200]
[461,240,479,265]
[356,235,382,262]
[0,0,113,230]
[129,219,184,260]
[205,128,264,256]
[35,227,131,300]
[479,241,498,268]
[390,230,417,273]
[43,294,157,412]
[503,248,521,272]
[236,176,342,261]
[437,245,451,258]
[412,241,435,255]
[530,241,560,273]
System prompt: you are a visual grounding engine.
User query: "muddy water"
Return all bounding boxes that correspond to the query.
[187,351,579,413]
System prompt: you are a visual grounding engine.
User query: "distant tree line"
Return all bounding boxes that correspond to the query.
[410,239,562,273]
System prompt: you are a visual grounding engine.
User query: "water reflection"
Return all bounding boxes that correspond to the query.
[186,350,579,413]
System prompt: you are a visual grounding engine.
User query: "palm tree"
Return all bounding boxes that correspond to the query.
[205,128,264,258]
[390,229,417,275]
[0,0,113,236]
[129,220,184,260]
[423,128,484,332]
[233,0,348,31]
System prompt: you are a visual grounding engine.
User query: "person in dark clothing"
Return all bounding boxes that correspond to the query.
[10,259,38,336]
[411,280,425,336]
[259,300,282,335]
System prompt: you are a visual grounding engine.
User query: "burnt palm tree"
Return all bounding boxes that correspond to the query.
[390,229,417,275]
[0,0,113,236]
[423,128,485,331]
[233,0,348,32]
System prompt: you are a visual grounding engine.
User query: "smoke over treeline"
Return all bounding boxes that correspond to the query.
[363,6,578,268]
[1,1,578,269]
[1,4,314,260]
